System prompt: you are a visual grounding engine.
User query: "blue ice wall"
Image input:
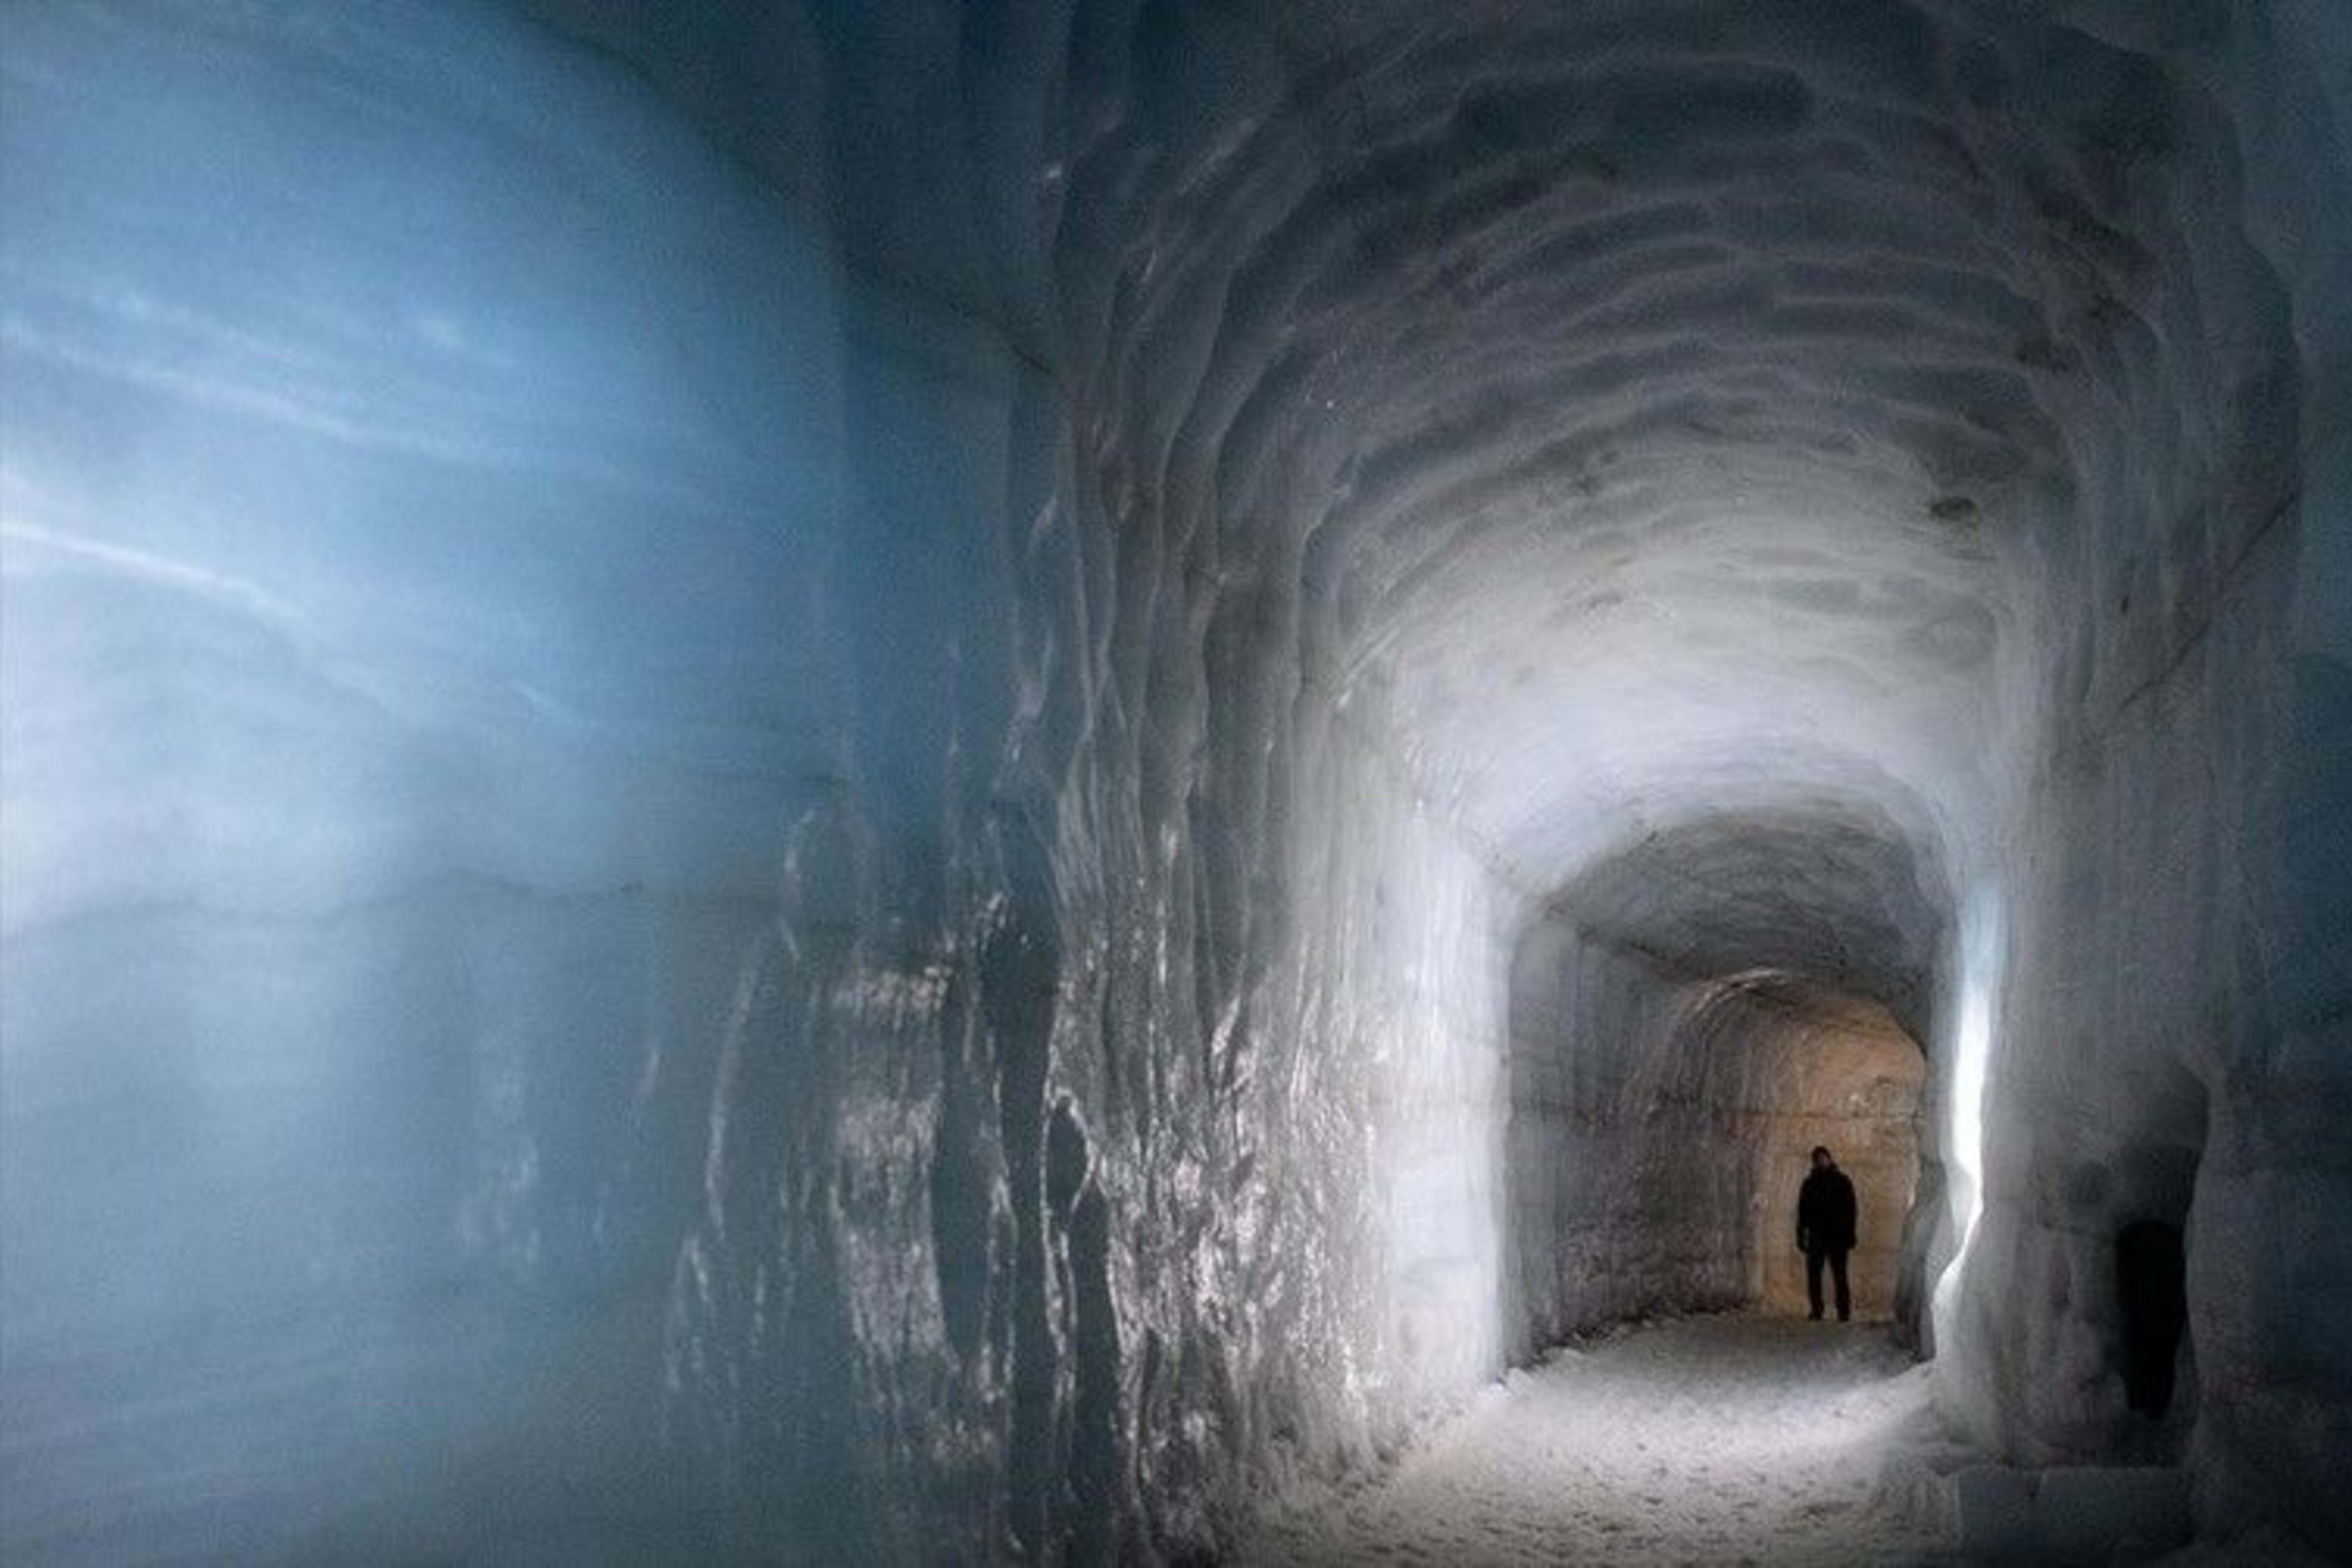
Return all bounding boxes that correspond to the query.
[1,9,1516,1559]
[1,5,857,1556]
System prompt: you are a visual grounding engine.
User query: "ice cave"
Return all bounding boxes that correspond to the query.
[4,2,2349,1563]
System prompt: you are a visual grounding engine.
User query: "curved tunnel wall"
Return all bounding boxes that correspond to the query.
[3,1,2351,1562]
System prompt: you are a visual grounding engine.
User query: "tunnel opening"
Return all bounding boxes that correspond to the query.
[2116,1220,2188,1420]
[1507,941,1933,1346]
[1504,811,1951,1359]
[2087,1061,2208,1463]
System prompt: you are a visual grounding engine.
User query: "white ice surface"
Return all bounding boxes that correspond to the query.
[1238,1316,1949,1568]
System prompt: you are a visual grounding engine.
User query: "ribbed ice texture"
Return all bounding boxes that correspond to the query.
[4,2,2350,1563]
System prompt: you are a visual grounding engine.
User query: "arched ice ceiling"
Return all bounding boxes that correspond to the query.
[512,0,2310,990]
[1550,810,1952,1036]
[1049,0,2301,899]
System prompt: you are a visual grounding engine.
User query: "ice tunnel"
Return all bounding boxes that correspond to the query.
[3,2,2350,1562]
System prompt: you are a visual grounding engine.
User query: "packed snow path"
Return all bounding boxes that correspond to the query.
[1240,1316,1953,1567]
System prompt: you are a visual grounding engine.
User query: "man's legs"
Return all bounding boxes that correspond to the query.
[1831,1249,1852,1322]
[1806,1247,1826,1319]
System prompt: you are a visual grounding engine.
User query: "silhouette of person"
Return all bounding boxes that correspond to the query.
[1796,1146,1857,1322]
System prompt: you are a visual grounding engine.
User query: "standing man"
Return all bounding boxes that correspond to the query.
[1796,1146,1858,1322]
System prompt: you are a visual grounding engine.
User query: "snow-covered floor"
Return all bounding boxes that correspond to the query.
[1239,1315,1955,1567]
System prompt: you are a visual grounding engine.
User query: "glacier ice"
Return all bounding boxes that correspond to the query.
[4,1,2351,1562]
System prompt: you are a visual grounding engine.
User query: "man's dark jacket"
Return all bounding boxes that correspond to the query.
[1797,1166,1858,1253]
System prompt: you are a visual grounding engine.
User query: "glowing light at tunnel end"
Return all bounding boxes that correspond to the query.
[1931,886,2003,1348]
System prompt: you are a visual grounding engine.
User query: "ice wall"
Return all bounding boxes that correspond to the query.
[1,4,862,1558]
[2,5,1518,1559]
[1922,6,2352,1545]
[6,1,2352,1562]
